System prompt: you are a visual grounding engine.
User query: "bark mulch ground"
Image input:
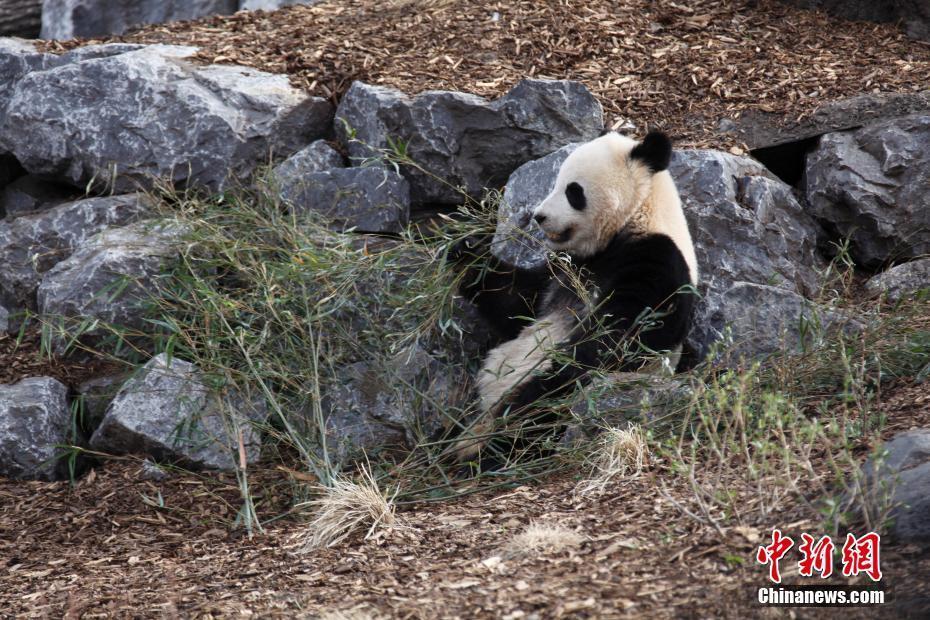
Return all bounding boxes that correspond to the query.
[40,0,930,149]
[2,381,928,618]
[0,329,123,389]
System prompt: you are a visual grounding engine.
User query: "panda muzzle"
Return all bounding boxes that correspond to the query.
[545,227,574,244]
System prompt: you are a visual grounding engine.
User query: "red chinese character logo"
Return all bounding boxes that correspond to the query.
[841,532,882,581]
[798,533,834,578]
[757,529,794,583]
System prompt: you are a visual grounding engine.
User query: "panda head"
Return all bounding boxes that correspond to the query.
[531,131,673,258]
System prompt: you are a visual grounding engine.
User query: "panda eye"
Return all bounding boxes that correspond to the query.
[565,182,586,211]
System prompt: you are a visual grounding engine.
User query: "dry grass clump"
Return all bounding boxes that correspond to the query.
[503,521,586,559]
[298,465,399,551]
[575,424,649,497]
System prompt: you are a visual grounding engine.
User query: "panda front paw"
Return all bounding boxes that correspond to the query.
[448,233,491,263]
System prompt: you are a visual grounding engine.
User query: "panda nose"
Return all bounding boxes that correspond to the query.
[533,213,547,225]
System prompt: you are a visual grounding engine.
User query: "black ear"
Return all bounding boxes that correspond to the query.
[630,131,672,172]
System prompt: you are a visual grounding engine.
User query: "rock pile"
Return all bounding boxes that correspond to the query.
[1,35,929,479]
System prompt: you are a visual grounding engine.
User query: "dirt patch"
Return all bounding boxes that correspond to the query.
[39,0,930,149]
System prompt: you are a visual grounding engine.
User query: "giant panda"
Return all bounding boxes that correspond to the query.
[452,130,699,468]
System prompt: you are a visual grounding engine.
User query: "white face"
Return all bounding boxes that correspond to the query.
[531,133,655,258]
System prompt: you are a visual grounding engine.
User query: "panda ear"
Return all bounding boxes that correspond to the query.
[630,131,672,173]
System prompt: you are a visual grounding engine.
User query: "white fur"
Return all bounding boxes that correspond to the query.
[456,311,573,460]
[532,133,698,284]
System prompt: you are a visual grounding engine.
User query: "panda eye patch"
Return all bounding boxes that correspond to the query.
[565,182,586,211]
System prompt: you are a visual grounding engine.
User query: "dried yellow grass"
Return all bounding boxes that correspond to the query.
[503,521,585,559]
[575,424,649,497]
[298,465,398,551]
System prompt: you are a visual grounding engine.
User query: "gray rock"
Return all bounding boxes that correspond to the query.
[726,91,930,150]
[77,372,128,431]
[781,1,930,41]
[37,220,187,350]
[316,345,470,466]
[0,38,55,139]
[0,1,43,39]
[562,372,691,447]
[0,44,332,192]
[860,429,930,542]
[0,193,152,316]
[89,353,264,470]
[40,0,238,40]
[0,303,8,333]
[0,377,73,480]
[0,175,77,219]
[692,282,860,363]
[272,139,344,186]
[671,150,829,362]
[865,258,930,303]
[240,0,316,9]
[335,79,603,205]
[139,458,170,480]
[672,150,827,298]
[491,143,579,270]
[283,166,410,234]
[804,115,930,269]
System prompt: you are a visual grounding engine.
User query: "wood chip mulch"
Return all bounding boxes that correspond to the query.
[40,0,930,149]
[0,330,122,389]
[2,380,929,618]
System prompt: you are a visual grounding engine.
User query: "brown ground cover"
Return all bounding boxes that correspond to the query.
[41,0,930,149]
[1,381,928,618]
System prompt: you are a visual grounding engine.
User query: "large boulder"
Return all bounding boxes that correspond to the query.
[335,79,603,205]
[859,429,930,543]
[37,220,188,349]
[0,38,55,138]
[724,91,930,152]
[865,258,930,303]
[280,166,410,234]
[40,0,238,40]
[0,1,43,39]
[0,193,152,316]
[780,1,930,41]
[240,0,316,9]
[316,345,471,466]
[0,44,332,192]
[0,377,73,480]
[804,115,930,269]
[674,151,828,362]
[89,354,264,470]
[271,139,344,182]
[689,282,861,363]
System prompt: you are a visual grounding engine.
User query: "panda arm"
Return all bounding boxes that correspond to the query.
[451,239,551,340]
[500,234,696,411]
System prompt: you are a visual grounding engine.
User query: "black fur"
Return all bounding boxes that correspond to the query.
[456,232,695,469]
[565,182,587,211]
[630,131,672,172]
